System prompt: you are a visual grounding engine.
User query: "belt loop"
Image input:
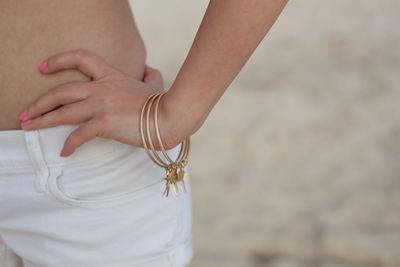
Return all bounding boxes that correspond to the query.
[24,130,50,193]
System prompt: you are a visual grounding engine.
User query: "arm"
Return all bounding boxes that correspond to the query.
[162,0,288,145]
[19,0,288,156]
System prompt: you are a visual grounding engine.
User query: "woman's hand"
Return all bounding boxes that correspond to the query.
[19,49,180,157]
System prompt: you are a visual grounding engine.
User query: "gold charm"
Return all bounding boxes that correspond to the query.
[177,168,187,194]
[162,164,190,197]
[162,177,170,197]
[177,168,184,181]
[171,168,179,196]
[163,169,175,197]
[179,181,186,194]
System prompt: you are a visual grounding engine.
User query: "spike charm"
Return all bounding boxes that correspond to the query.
[177,167,187,194]
[162,165,189,197]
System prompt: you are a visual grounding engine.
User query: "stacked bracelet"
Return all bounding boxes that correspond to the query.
[139,92,190,197]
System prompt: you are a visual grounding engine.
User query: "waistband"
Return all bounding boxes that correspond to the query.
[0,123,147,169]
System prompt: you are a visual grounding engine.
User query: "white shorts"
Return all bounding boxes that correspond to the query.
[0,123,193,267]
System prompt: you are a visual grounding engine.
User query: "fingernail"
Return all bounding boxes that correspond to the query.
[60,148,64,157]
[21,119,33,126]
[19,109,28,121]
[38,61,48,72]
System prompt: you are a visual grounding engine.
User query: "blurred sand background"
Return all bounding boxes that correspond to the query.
[130,1,400,266]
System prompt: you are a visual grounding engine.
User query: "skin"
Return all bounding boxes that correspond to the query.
[16,0,288,157]
[0,0,146,129]
[163,0,289,142]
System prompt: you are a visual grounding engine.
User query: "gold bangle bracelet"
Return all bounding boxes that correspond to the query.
[144,93,188,169]
[154,92,180,164]
[139,93,165,168]
[145,93,181,167]
[154,92,190,168]
[139,92,191,197]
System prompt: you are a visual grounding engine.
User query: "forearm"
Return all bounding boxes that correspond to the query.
[162,0,288,143]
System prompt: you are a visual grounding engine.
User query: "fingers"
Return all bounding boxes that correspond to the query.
[39,48,120,80]
[143,64,164,90]
[20,81,93,122]
[61,117,103,157]
[20,100,93,131]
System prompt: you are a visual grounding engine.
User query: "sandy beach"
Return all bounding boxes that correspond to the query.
[130,1,400,266]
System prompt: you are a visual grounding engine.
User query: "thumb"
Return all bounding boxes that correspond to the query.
[143,64,164,90]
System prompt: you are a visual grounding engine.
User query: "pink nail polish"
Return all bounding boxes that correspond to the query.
[60,148,64,157]
[21,119,33,126]
[19,109,28,121]
[38,61,48,72]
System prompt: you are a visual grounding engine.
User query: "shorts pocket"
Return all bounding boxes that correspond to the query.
[47,149,169,209]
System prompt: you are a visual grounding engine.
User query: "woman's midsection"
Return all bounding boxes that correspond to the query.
[0,0,146,130]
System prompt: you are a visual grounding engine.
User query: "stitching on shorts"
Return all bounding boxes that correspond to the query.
[47,166,165,209]
[0,144,137,170]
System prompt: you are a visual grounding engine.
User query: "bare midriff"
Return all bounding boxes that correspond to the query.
[0,0,146,130]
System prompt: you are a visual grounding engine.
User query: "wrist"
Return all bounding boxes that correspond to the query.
[160,89,203,148]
